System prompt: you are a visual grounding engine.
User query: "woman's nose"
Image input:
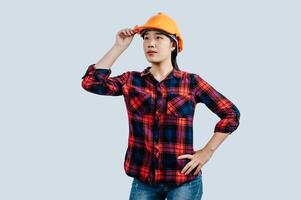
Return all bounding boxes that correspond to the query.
[148,39,156,47]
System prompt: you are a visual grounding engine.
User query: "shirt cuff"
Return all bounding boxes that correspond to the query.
[81,64,112,83]
[94,68,112,83]
[214,120,240,134]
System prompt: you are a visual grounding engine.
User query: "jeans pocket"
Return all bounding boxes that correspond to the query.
[188,173,202,185]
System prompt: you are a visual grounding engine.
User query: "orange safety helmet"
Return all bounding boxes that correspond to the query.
[133,12,184,53]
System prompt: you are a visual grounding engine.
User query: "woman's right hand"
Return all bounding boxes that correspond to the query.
[114,28,136,50]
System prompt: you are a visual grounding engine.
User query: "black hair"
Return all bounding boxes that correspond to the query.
[141,30,180,70]
[169,38,179,70]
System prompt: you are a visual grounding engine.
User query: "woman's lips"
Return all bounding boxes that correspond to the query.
[147,52,157,55]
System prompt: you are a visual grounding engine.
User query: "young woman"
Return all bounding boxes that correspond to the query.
[81,12,240,200]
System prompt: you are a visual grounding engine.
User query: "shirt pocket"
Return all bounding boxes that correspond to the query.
[127,88,152,116]
[166,93,193,117]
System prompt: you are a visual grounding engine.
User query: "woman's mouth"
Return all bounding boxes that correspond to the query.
[147,51,157,56]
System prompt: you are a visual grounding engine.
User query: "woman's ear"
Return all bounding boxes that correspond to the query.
[170,41,176,51]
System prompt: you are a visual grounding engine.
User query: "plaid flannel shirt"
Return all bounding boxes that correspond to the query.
[81,64,240,187]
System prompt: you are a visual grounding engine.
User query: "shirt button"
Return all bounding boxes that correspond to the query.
[154,147,160,158]
[157,105,161,109]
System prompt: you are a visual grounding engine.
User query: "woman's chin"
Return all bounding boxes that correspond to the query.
[146,57,161,63]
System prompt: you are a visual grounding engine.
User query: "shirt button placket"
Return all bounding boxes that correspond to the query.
[153,82,162,183]
[154,83,161,148]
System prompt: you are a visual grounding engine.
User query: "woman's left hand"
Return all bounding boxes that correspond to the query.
[177,147,214,175]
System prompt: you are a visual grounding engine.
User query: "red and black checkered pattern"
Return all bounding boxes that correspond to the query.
[81,64,240,187]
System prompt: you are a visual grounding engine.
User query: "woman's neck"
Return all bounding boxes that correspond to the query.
[149,63,173,83]
[149,60,174,78]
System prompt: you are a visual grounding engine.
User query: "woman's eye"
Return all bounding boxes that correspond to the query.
[143,36,162,40]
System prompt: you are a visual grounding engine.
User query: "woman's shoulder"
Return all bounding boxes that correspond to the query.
[178,68,202,80]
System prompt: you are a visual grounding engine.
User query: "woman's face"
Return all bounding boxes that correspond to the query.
[142,30,175,64]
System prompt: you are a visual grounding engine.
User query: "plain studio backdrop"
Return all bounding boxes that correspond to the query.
[1,0,300,199]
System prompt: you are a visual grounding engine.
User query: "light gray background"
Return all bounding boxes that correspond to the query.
[1,0,300,199]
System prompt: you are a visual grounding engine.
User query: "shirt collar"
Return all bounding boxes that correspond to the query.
[140,66,183,79]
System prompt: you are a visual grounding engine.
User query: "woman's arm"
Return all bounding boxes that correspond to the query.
[193,74,241,134]
[81,64,129,96]
[94,44,126,70]
[178,131,230,175]
[81,28,136,96]
[94,28,136,69]
[203,131,230,153]
[178,74,241,175]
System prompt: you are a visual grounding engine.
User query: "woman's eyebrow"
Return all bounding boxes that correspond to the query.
[144,32,165,36]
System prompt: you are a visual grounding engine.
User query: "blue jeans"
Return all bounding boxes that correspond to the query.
[129,173,203,200]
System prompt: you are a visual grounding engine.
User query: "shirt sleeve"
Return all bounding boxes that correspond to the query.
[81,64,130,96]
[192,74,240,134]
